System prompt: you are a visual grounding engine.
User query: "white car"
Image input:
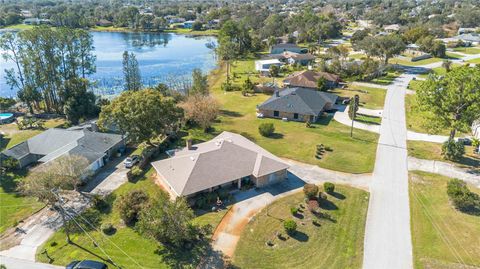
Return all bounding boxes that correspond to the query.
[124,155,140,168]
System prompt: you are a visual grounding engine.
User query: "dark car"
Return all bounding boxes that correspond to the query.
[66,260,108,269]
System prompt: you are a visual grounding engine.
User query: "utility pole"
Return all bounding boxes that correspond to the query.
[51,189,71,243]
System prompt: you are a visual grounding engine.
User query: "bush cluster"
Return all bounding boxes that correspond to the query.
[290,207,298,215]
[283,219,297,234]
[442,139,465,161]
[258,122,275,137]
[195,189,230,209]
[303,184,319,199]
[324,182,335,194]
[116,190,149,225]
[446,178,480,213]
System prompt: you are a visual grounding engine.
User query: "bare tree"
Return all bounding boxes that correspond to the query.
[20,155,91,242]
[180,94,220,132]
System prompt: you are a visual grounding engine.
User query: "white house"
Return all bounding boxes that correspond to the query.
[255,59,283,72]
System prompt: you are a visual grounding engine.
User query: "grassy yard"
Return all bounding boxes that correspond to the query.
[1,24,35,30]
[0,170,44,234]
[452,47,480,55]
[407,141,480,172]
[390,57,443,66]
[205,62,379,174]
[467,57,480,64]
[445,52,464,59]
[355,114,381,125]
[407,80,424,91]
[409,171,480,269]
[233,186,369,269]
[331,85,386,109]
[370,72,400,85]
[36,167,229,268]
[165,28,218,36]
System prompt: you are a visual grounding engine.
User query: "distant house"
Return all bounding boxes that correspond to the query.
[276,51,315,66]
[384,24,400,32]
[96,19,113,27]
[23,18,51,25]
[473,120,480,139]
[183,20,195,29]
[255,59,284,73]
[283,70,341,89]
[257,87,338,122]
[1,128,125,171]
[455,33,480,45]
[270,43,307,54]
[458,27,477,35]
[151,131,289,199]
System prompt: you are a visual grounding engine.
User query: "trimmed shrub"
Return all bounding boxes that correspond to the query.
[303,184,319,199]
[442,139,465,161]
[1,157,19,172]
[324,182,335,194]
[131,166,143,177]
[116,190,149,225]
[447,178,480,213]
[101,223,115,235]
[290,207,298,215]
[318,192,328,201]
[307,199,320,212]
[283,219,297,234]
[258,123,275,137]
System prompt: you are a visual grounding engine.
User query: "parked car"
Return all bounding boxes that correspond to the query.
[66,260,108,269]
[124,155,140,168]
[457,137,472,145]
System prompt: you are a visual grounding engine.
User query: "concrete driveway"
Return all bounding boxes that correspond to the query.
[0,256,63,269]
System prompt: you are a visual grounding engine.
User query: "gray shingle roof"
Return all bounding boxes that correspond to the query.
[151,131,289,196]
[257,87,338,116]
[2,128,123,165]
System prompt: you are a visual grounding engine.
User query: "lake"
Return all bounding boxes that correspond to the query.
[0,31,217,98]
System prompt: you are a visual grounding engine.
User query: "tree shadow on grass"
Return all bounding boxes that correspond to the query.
[291,231,309,242]
[68,242,115,266]
[319,199,338,211]
[268,133,284,139]
[155,238,213,269]
[220,110,242,118]
[0,168,28,194]
[330,191,346,200]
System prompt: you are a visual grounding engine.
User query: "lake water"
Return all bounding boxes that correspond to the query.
[0,31,217,98]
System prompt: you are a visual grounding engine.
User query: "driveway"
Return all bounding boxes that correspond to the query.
[362,74,414,269]
[0,256,63,269]
[0,155,129,264]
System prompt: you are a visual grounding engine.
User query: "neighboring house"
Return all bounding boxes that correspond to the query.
[473,120,480,139]
[455,33,480,45]
[257,87,338,122]
[274,51,315,66]
[384,24,400,32]
[151,131,289,199]
[183,20,195,29]
[1,128,125,172]
[23,18,51,25]
[255,59,284,73]
[458,27,477,35]
[270,43,307,54]
[283,70,341,89]
[96,19,113,27]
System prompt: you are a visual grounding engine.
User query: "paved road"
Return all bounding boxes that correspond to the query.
[363,74,414,269]
[0,255,63,269]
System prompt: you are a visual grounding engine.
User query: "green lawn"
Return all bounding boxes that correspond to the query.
[165,28,218,36]
[355,114,381,125]
[452,47,480,55]
[370,72,400,85]
[390,57,443,66]
[206,62,379,174]
[467,57,480,64]
[445,52,464,59]
[233,186,369,269]
[331,85,386,109]
[1,24,35,30]
[0,170,44,235]
[37,167,229,268]
[407,141,480,172]
[409,171,480,269]
[407,80,424,91]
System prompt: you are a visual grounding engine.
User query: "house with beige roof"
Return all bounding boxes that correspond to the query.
[151,131,289,199]
[283,70,341,89]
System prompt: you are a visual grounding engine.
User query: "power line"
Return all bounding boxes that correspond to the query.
[73,210,145,269]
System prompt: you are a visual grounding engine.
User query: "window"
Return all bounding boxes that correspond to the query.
[293,113,299,119]
[273,111,279,117]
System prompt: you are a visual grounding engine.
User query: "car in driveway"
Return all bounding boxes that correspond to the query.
[124,155,140,168]
[66,260,108,269]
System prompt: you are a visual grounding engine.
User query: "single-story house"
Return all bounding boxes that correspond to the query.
[454,33,480,45]
[275,51,315,66]
[255,59,284,72]
[257,87,338,122]
[283,70,341,89]
[151,131,289,199]
[270,43,307,54]
[1,128,125,171]
[96,19,113,27]
[384,24,400,32]
[183,20,195,29]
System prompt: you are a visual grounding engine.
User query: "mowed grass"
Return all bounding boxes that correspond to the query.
[331,85,386,109]
[233,186,369,269]
[409,171,480,269]
[207,63,379,173]
[452,47,480,54]
[390,57,443,66]
[408,80,424,91]
[467,57,480,64]
[37,167,229,268]
[0,170,44,234]
[407,141,480,172]
[355,114,381,125]
[370,72,399,85]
